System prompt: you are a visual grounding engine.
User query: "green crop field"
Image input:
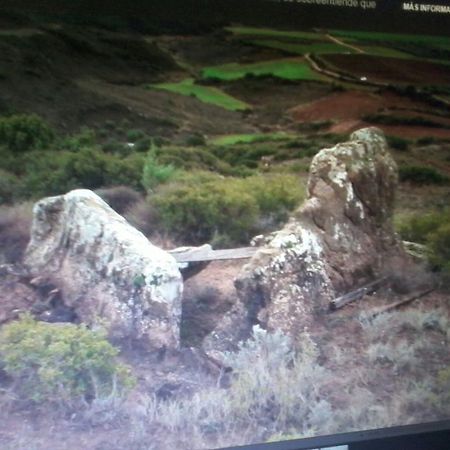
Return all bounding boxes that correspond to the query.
[248,39,353,55]
[211,132,294,146]
[359,45,416,59]
[148,78,250,111]
[330,30,450,47]
[202,58,325,81]
[226,26,320,41]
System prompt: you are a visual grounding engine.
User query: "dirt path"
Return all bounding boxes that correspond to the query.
[326,33,365,54]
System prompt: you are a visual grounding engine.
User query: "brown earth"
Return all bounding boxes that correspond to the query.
[320,54,450,85]
[290,90,450,139]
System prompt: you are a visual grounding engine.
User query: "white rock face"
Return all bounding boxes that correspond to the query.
[24,189,183,349]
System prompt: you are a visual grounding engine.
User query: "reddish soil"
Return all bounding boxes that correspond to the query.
[290,90,450,139]
[320,54,450,85]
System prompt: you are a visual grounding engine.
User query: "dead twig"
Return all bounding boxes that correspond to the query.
[330,277,390,311]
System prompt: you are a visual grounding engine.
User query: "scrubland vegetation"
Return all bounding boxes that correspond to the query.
[1,14,450,449]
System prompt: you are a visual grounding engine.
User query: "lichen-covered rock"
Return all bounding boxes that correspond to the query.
[24,189,183,350]
[206,127,405,348]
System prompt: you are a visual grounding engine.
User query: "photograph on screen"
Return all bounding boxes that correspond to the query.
[0,1,449,449]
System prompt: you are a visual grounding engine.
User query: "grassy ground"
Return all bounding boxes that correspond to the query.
[148,78,250,111]
[202,57,325,81]
[358,45,416,59]
[330,30,450,47]
[226,26,321,41]
[248,39,353,55]
[210,132,295,146]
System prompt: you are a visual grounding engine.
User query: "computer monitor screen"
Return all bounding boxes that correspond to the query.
[0,1,449,449]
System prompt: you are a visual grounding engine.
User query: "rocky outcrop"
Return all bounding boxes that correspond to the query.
[206,127,405,349]
[24,189,183,350]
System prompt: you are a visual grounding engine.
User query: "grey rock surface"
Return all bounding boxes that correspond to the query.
[24,189,183,349]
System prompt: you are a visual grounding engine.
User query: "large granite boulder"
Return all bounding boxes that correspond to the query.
[24,189,183,350]
[206,127,405,349]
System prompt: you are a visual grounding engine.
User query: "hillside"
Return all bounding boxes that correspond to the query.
[0,9,450,450]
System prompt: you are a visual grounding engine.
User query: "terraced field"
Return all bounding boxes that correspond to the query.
[149,78,251,111]
[202,57,325,81]
[210,132,294,146]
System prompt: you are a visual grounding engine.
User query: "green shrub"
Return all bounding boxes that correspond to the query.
[416,136,438,146]
[0,169,20,204]
[95,186,143,214]
[396,210,450,279]
[126,129,146,143]
[212,144,276,168]
[428,224,450,274]
[102,139,132,156]
[399,165,449,185]
[141,150,177,192]
[151,173,304,245]
[134,136,152,152]
[155,145,232,174]
[396,212,445,244]
[387,135,409,152]
[185,134,206,147]
[0,314,134,408]
[21,149,144,198]
[0,114,54,152]
[59,127,97,152]
[153,177,259,244]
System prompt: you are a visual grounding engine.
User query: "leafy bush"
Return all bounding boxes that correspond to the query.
[95,186,143,215]
[0,314,134,408]
[141,150,178,192]
[0,114,54,152]
[364,113,449,129]
[151,173,304,245]
[399,165,449,185]
[153,176,259,245]
[185,134,206,147]
[396,210,450,277]
[0,169,20,204]
[126,129,146,143]
[20,149,144,198]
[59,127,96,152]
[428,224,450,274]
[396,212,445,244]
[387,135,409,152]
[417,136,438,146]
[155,145,233,174]
[134,136,152,152]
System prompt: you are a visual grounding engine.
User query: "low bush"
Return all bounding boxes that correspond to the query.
[150,172,304,245]
[387,135,409,152]
[416,136,438,146]
[155,145,231,174]
[95,186,143,215]
[141,150,178,192]
[428,224,450,275]
[0,202,33,264]
[396,209,450,278]
[59,127,96,152]
[185,134,206,147]
[20,149,144,198]
[0,169,21,204]
[0,114,54,152]
[0,314,134,409]
[399,165,449,185]
[126,129,146,143]
[364,113,449,129]
[396,212,446,244]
